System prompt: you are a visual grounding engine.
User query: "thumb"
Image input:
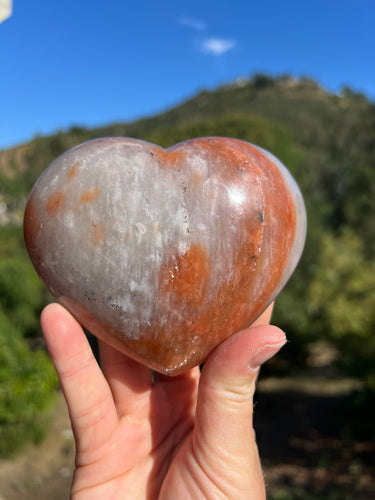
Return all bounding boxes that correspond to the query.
[193,324,286,498]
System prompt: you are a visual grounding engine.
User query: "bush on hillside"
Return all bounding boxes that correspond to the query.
[0,309,58,457]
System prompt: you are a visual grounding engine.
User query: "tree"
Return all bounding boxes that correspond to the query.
[308,229,375,390]
[0,309,58,456]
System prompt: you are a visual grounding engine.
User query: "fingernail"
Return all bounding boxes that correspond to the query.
[248,339,287,371]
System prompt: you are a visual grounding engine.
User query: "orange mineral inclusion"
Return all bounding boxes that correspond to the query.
[159,243,211,309]
[46,190,66,216]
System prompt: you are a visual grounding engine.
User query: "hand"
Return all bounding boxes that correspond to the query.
[41,303,286,499]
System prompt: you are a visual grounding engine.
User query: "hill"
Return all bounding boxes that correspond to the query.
[1,74,374,248]
[0,74,375,463]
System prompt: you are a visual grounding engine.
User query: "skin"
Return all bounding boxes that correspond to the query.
[41,303,286,499]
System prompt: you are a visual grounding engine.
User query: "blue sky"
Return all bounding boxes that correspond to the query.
[0,0,374,150]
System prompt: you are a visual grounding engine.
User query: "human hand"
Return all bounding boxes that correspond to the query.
[41,303,286,499]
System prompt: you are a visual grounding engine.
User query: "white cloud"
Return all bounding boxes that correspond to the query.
[178,15,206,31]
[200,38,236,56]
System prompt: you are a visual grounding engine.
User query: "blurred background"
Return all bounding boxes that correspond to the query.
[0,1,374,498]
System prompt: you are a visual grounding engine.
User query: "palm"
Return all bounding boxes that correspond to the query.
[41,303,284,499]
[72,342,199,499]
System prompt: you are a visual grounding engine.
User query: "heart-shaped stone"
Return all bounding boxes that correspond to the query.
[24,137,306,375]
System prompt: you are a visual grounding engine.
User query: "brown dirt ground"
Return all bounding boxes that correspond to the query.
[0,394,74,500]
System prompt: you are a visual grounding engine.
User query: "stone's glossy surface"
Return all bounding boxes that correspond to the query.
[24,137,306,375]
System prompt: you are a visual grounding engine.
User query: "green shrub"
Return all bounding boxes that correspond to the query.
[0,309,58,456]
[0,256,46,337]
[307,229,375,389]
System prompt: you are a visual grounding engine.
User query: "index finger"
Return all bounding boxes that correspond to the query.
[40,303,118,448]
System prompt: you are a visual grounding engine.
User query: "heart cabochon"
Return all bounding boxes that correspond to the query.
[24,137,306,375]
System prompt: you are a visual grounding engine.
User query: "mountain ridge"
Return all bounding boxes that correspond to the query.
[0,73,373,250]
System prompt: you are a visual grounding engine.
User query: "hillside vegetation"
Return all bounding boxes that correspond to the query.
[1,74,374,456]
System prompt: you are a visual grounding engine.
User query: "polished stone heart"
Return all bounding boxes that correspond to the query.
[24,137,306,375]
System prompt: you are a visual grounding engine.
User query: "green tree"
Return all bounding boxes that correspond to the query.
[308,229,375,389]
[0,309,58,456]
[0,256,46,337]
